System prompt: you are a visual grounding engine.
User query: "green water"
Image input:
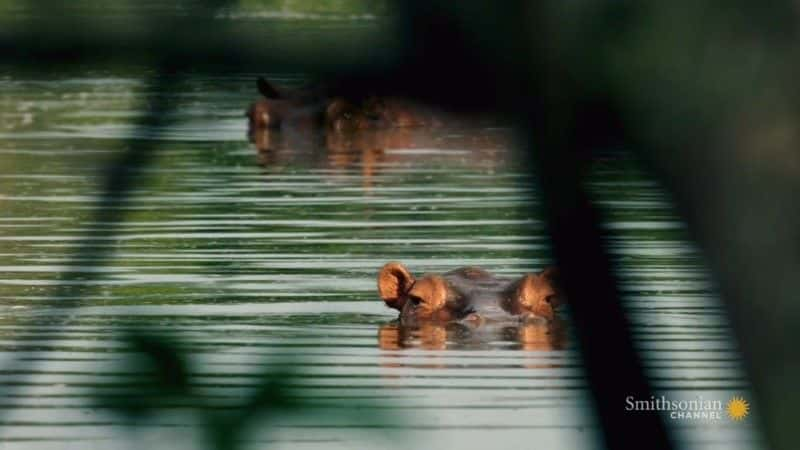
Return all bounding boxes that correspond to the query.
[0,69,762,450]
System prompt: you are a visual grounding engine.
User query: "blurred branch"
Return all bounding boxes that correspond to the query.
[2,3,397,449]
[0,14,399,73]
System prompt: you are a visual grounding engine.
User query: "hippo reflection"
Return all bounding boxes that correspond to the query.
[250,124,512,176]
[377,262,564,326]
[378,321,567,351]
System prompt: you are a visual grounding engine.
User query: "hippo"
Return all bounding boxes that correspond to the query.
[247,77,443,133]
[377,262,564,326]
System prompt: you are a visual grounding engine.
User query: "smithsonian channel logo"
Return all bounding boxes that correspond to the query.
[625,395,750,421]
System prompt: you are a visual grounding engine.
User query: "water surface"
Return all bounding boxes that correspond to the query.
[0,69,761,449]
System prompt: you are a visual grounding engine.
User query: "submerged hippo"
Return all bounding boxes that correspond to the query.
[377,262,564,326]
[247,77,442,133]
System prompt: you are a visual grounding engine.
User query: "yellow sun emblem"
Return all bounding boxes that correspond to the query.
[726,396,750,421]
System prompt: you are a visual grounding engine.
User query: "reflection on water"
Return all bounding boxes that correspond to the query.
[0,68,763,450]
[378,320,567,352]
[250,125,513,185]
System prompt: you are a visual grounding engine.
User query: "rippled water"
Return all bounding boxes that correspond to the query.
[0,66,762,450]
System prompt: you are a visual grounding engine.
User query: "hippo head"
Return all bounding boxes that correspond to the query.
[247,77,434,134]
[247,77,373,132]
[324,97,375,132]
[377,262,563,325]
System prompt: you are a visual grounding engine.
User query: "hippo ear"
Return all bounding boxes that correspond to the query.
[257,77,281,99]
[378,262,415,311]
[538,267,563,307]
[513,273,558,321]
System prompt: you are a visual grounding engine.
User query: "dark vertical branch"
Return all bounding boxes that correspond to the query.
[532,140,672,450]
[510,1,673,447]
[0,0,244,425]
[525,69,673,450]
[0,66,181,425]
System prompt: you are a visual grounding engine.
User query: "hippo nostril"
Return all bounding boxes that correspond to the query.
[463,313,484,327]
[545,294,562,308]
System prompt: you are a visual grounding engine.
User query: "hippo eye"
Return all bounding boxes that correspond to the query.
[408,294,423,306]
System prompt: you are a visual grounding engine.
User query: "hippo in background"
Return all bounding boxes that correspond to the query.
[246,76,449,133]
[377,262,564,326]
[246,76,515,181]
